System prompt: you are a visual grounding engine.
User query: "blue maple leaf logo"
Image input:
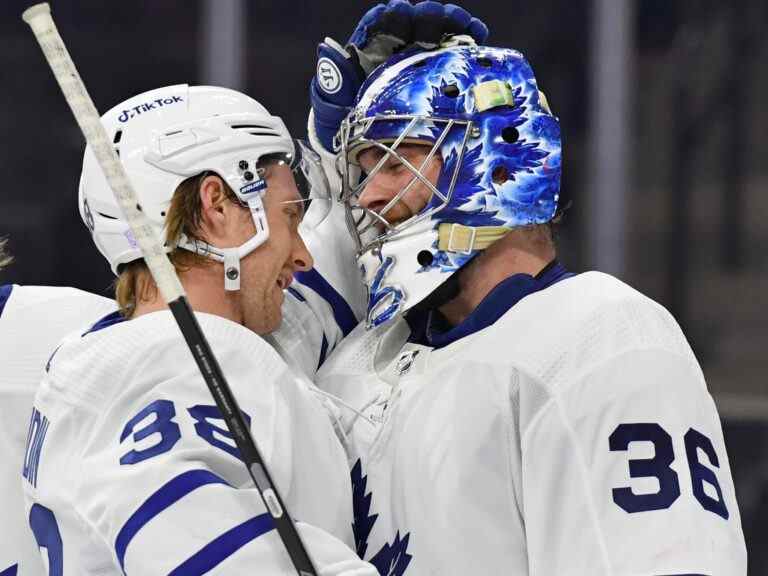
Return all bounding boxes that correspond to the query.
[370,531,413,576]
[351,459,413,575]
[351,459,378,559]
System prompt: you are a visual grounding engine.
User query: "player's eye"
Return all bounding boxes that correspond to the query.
[381,157,406,174]
[283,206,301,228]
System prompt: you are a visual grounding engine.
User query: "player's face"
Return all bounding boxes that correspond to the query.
[237,164,312,334]
[356,143,442,228]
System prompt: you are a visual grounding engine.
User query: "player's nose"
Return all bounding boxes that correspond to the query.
[290,230,313,272]
[357,176,396,213]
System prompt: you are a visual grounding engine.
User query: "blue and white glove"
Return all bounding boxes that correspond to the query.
[310,0,489,153]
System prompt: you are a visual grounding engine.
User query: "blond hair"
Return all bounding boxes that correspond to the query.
[0,237,12,271]
[114,173,239,317]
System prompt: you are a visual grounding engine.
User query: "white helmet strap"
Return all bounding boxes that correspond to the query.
[178,193,270,291]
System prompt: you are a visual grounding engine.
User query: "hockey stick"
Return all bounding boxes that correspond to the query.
[22,4,317,575]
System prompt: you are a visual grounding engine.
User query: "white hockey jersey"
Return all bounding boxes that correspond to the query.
[0,284,115,576]
[22,310,372,575]
[315,270,748,575]
[268,192,365,380]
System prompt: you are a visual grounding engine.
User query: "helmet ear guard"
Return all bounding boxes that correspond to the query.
[178,139,334,291]
[339,46,562,327]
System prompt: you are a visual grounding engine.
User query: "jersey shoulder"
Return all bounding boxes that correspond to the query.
[0,285,116,393]
[474,271,700,388]
[0,284,115,338]
[0,284,114,319]
[43,311,288,412]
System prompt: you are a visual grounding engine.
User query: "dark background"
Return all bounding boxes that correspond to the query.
[1,0,766,571]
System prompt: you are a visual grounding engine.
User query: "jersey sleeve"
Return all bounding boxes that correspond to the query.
[519,346,748,576]
[271,193,364,378]
[0,285,115,575]
[32,323,369,575]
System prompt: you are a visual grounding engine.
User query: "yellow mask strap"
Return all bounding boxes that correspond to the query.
[437,223,510,254]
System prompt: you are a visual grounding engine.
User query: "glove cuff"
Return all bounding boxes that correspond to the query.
[310,80,353,153]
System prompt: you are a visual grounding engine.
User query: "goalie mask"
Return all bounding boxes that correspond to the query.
[79,84,329,290]
[338,45,562,327]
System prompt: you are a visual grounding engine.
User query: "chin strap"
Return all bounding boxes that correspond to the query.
[437,223,510,254]
[178,193,270,291]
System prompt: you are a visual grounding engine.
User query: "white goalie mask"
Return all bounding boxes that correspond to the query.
[79,84,329,290]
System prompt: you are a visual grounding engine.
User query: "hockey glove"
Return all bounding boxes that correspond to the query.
[310,0,490,153]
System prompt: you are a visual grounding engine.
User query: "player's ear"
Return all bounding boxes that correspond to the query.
[198,175,232,241]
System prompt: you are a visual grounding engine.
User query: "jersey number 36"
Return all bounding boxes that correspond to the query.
[609,423,729,519]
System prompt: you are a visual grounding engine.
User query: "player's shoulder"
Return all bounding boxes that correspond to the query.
[0,285,117,392]
[535,270,657,311]
[44,311,287,408]
[506,271,682,340]
[1,284,113,313]
[544,271,682,337]
[55,310,284,372]
[479,271,696,378]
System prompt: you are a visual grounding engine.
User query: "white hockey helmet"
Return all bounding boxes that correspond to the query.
[79,84,304,290]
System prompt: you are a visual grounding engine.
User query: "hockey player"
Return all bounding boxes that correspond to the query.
[277,0,490,379]
[9,7,491,573]
[313,43,749,574]
[1,241,115,576]
[21,85,377,575]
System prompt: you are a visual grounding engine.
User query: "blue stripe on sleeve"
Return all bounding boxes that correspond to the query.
[0,284,14,317]
[0,563,18,576]
[317,334,329,370]
[115,469,229,571]
[286,286,306,302]
[294,268,357,337]
[168,513,274,575]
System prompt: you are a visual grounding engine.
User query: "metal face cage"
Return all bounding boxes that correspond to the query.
[338,113,474,255]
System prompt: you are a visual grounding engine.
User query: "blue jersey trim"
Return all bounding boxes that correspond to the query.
[47,309,123,373]
[317,333,329,370]
[286,286,306,302]
[82,310,125,336]
[115,469,229,570]
[0,284,14,318]
[0,564,18,576]
[167,513,274,575]
[294,268,357,337]
[407,261,574,349]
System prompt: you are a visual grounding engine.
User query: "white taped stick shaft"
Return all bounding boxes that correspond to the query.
[22,3,185,303]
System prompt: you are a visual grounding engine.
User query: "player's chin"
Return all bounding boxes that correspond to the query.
[266,283,285,329]
[264,312,282,334]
